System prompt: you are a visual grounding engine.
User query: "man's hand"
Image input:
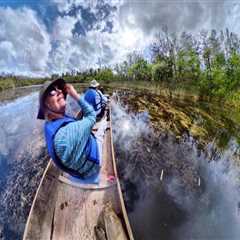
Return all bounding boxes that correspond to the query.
[64,84,80,101]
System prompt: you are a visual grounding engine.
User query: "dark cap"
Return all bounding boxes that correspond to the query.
[37,78,66,120]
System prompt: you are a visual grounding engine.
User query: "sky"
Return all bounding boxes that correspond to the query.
[1,0,240,77]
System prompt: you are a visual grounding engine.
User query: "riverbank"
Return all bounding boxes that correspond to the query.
[0,85,42,103]
[0,78,45,92]
[1,76,240,106]
[0,75,92,92]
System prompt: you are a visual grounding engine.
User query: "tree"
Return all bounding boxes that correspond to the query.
[127,59,152,81]
[226,51,240,92]
[152,62,169,82]
[96,68,114,82]
[176,49,200,82]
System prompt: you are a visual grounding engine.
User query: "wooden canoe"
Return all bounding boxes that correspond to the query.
[23,107,134,240]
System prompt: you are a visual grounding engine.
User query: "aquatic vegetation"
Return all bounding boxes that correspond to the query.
[113,88,240,150]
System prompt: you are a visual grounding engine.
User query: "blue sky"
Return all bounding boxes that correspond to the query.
[0,0,240,76]
[0,0,57,28]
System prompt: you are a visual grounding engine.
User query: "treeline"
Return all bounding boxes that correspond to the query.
[2,28,240,100]
[113,28,240,99]
[0,69,115,91]
[64,28,240,100]
[0,76,47,91]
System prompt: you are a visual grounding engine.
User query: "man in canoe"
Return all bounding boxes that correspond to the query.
[37,78,107,179]
[84,79,108,121]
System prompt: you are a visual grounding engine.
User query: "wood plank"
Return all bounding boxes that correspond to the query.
[51,128,120,239]
[109,106,135,240]
[23,163,59,240]
[52,181,120,239]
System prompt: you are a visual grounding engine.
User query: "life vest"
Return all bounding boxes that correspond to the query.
[84,88,106,115]
[44,115,99,179]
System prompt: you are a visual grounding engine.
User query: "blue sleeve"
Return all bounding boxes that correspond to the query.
[54,97,96,168]
[78,96,96,128]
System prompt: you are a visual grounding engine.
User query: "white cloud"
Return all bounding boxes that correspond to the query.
[118,0,230,36]
[48,0,152,74]
[1,1,240,76]
[52,0,74,13]
[52,15,78,42]
[53,0,123,13]
[0,7,51,76]
[225,4,240,34]
[49,20,150,73]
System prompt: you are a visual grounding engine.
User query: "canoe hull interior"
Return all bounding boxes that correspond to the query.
[23,116,134,240]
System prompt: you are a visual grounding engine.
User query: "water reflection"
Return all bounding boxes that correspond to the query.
[116,88,240,150]
[0,89,46,239]
[112,99,240,240]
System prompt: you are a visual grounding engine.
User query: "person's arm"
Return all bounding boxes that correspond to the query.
[54,85,96,169]
[78,96,96,118]
[97,89,108,104]
[64,84,96,126]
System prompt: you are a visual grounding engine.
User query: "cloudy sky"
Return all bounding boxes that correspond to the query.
[0,0,240,77]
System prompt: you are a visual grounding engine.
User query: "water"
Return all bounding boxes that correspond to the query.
[0,88,47,239]
[111,99,240,240]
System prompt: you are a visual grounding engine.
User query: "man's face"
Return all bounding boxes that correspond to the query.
[45,86,66,113]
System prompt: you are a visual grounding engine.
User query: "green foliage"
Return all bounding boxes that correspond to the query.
[63,75,86,83]
[226,52,240,90]
[127,59,152,81]
[198,51,240,98]
[14,78,46,87]
[0,77,47,91]
[213,53,226,67]
[211,68,227,97]
[176,49,201,82]
[0,78,15,91]
[95,68,114,83]
[152,62,169,82]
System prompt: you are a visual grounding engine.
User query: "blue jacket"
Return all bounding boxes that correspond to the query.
[44,115,99,179]
[84,88,107,113]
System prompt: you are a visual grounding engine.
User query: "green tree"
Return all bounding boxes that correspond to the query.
[226,51,240,92]
[176,49,200,82]
[152,61,170,82]
[127,59,152,81]
[95,68,114,83]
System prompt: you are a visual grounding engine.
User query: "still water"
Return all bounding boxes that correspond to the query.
[112,97,240,240]
[0,87,47,239]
